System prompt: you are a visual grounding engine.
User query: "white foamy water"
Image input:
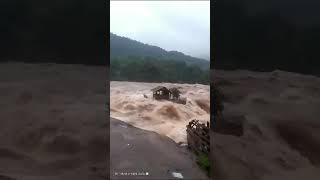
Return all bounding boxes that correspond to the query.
[110,81,210,143]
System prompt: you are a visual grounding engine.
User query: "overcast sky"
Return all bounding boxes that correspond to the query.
[110,0,210,60]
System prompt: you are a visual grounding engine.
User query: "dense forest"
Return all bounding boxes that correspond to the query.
[110,33,209,70]
[0,0,105,65]
[110,33,210,84]
[111,56,209,84]
[214,0,320,76]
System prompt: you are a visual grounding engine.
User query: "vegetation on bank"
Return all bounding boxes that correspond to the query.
[110,56,209,84]
[197,153,210,177]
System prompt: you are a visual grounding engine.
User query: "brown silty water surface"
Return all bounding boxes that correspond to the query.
[110,81,210,144]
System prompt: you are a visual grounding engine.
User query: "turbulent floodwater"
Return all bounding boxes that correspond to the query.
[110,81,210,143]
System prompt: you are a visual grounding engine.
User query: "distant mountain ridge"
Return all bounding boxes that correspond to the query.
[110,33,209,70]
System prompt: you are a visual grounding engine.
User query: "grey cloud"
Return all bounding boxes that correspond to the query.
[110,1,210,60]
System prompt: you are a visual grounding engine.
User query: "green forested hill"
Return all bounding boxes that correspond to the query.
[110,33,210,70]
[110,33,210,84]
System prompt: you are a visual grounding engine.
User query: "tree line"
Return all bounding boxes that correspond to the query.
[110,56,209,84]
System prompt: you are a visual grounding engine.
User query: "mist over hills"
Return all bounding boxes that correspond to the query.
[110,33,210,70]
